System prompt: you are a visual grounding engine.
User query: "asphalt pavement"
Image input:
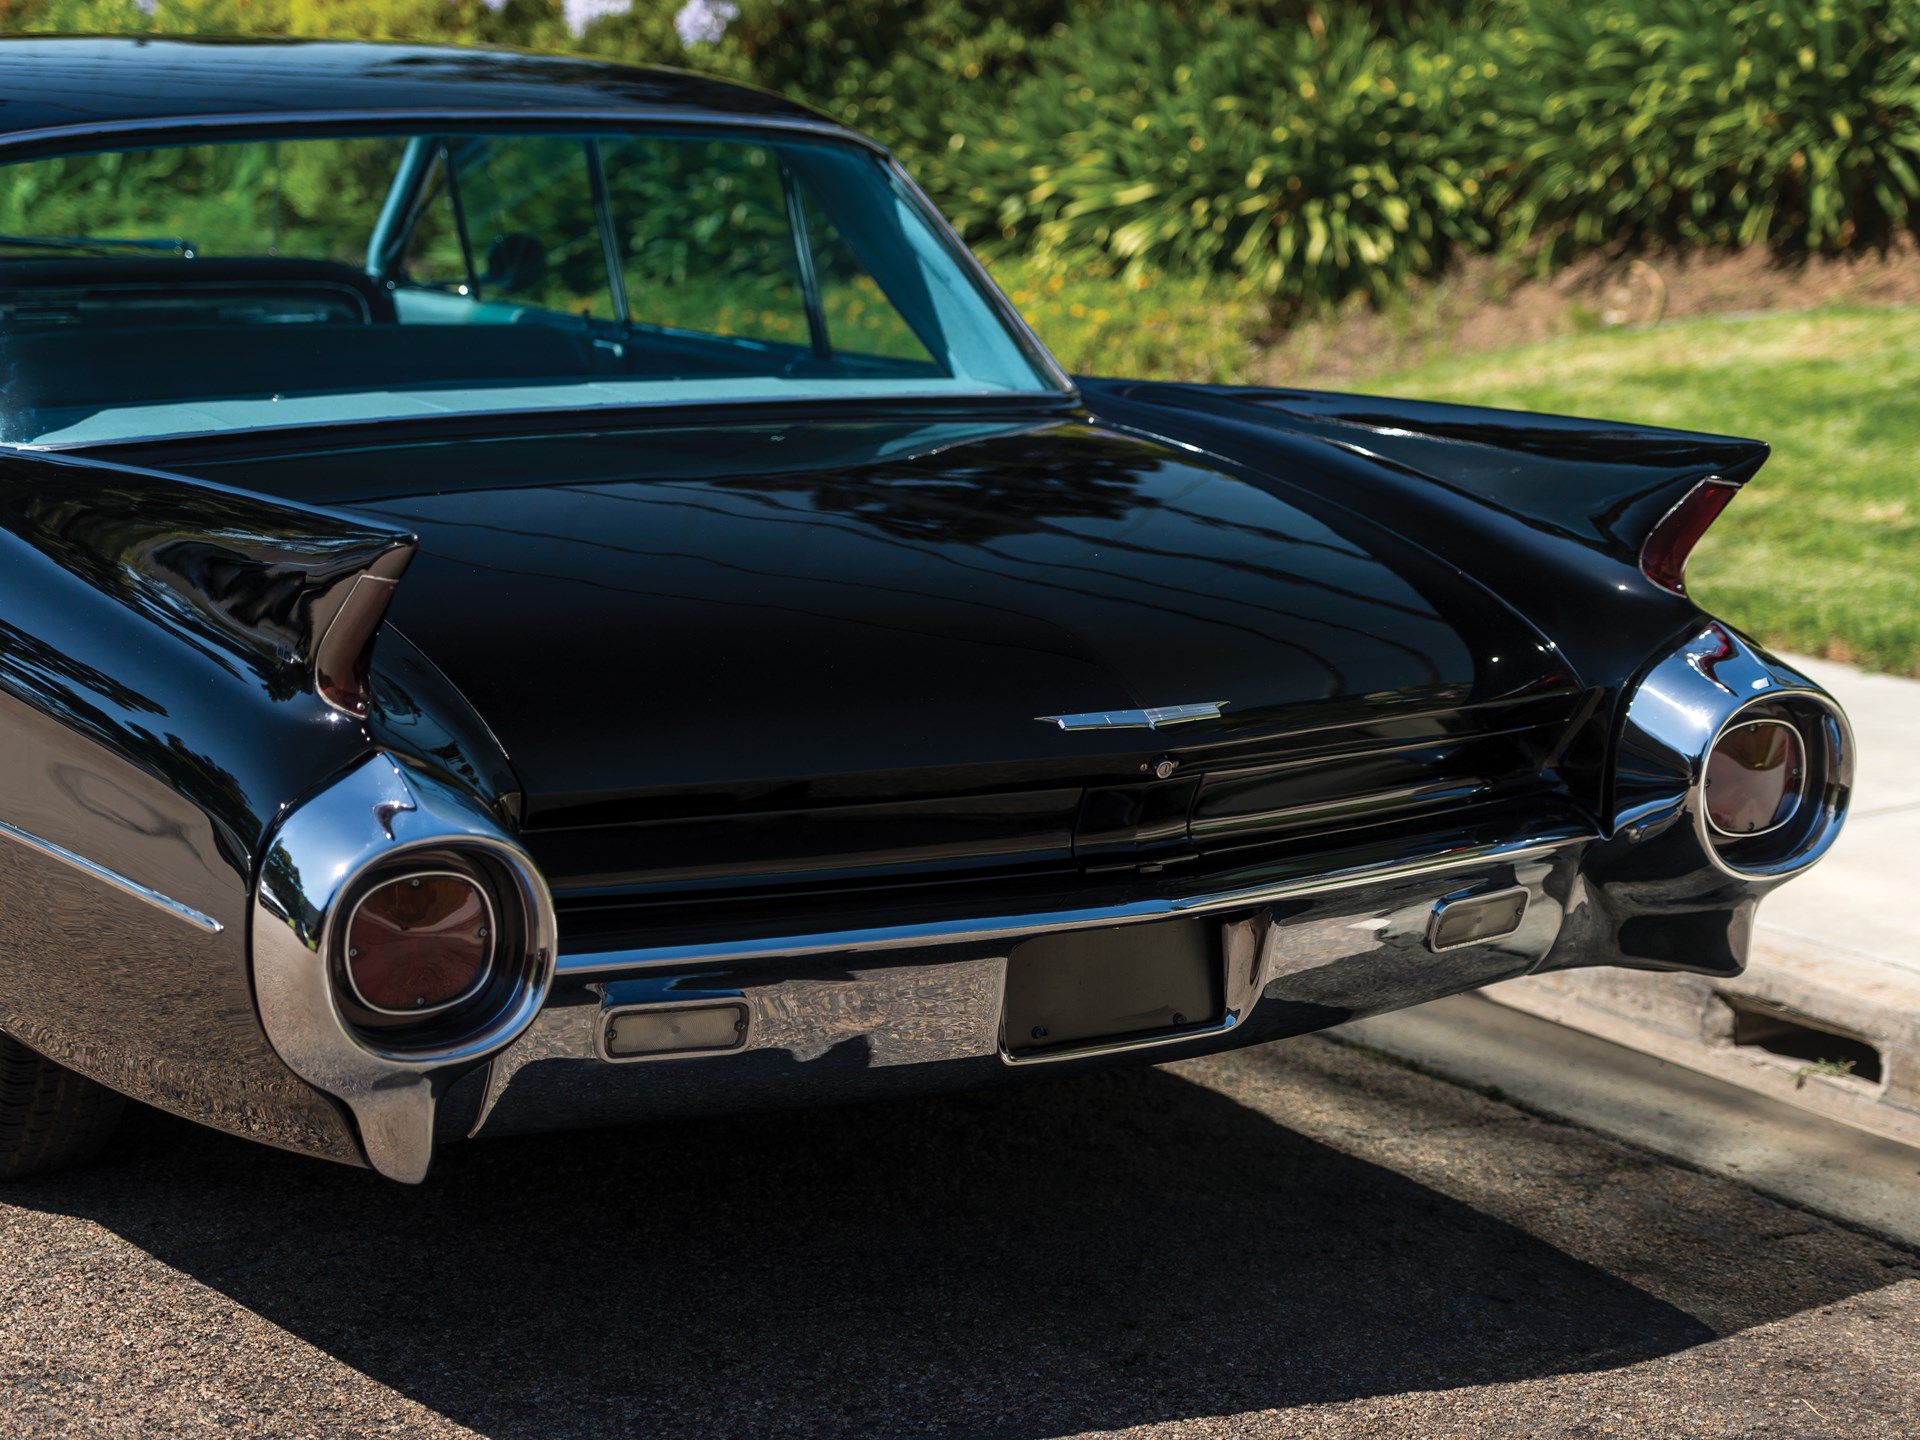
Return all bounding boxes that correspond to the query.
[1343,993,1920,1247]
[4,1019,1918,1439]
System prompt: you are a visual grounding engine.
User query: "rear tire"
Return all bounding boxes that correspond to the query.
[0,1032,126,1179]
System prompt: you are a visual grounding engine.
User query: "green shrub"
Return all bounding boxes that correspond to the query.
[929,3,1487,314]
[1477,0,1920,264]
[691,0,1075,165]
[11,0,1920,314]
[985,254,1267,380]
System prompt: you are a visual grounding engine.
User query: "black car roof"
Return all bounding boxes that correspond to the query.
[0,35,833,141]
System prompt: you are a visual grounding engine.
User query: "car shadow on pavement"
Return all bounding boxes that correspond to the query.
[6,1049,1898,1439]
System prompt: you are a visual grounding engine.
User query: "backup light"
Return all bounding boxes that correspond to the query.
[602,1002,750,1060]
[1427,887,1530,952]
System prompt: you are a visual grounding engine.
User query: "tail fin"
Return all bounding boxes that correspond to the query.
[1096,380,1767,565]
[1,449,415,717]
[1082,378,1768,686]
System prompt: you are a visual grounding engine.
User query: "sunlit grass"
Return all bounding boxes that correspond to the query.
[1363,307,1920,676]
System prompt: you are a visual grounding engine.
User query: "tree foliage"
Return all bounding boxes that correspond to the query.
[6,0,1920,313]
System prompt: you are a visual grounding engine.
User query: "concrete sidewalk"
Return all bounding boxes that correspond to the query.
[1487,652,1920,1146]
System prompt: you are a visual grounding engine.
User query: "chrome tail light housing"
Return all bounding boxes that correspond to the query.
[1614,624,1853,883]
[252,755,556,1182]
[1696,694,1851,878]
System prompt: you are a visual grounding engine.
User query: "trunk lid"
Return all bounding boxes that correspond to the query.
[138,414,1578,885]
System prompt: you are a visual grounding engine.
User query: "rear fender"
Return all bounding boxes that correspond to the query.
[1081,379,1768,686]
[0,447,427,1166]
[2,449,415,721]
[1083,380,1771,827]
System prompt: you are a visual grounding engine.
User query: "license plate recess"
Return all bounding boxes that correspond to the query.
[1003,917,1223,1058]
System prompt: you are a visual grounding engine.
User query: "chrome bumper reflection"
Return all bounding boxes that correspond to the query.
[467,841,1579,1138]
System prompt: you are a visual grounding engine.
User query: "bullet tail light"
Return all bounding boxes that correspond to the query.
[1699,697,1852,878]
[1641,479,1739,595]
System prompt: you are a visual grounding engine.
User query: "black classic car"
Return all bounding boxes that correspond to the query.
[0,38,1851,1183]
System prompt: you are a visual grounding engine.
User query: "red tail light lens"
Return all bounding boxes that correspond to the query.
[1641,480,1739,595]
[316,575,400,717]
[1705,719,1805,837]
[345,872,495,1015]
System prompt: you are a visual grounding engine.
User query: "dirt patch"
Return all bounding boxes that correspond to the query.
[1253,237,1920,388]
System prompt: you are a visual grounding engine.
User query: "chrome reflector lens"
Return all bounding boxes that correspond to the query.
[345,871,494,1015]
[603,1003,749,1060]
[1705,718,1804,837]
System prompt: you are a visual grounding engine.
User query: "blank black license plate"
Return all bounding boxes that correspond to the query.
[1003,918,1223,1057]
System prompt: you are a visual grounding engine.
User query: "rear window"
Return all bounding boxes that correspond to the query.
[0,128,1059,446]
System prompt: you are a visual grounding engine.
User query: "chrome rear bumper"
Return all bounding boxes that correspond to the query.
[456,834,1585,1141]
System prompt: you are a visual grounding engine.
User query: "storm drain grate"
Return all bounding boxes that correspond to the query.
[1717,993,1884,1086]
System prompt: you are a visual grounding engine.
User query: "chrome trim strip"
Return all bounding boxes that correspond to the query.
[553,828,1589,977]
[0,816,222,934]
[1037,701,1227,731]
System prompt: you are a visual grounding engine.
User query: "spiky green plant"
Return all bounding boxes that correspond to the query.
[1477,0,1920,264]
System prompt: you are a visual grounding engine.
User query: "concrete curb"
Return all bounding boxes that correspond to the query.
[1336,992,1920,1249]
[1487,652,1920,1148]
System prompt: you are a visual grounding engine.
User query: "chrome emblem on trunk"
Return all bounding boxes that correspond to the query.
[1036,701,1227,731]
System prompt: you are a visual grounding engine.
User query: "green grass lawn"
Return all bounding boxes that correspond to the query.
[1359,307,1920,677]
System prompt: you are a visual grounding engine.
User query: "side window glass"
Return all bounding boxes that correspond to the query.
[600,138,808,345]
[401,137,615,319]
[799,187,936,365]
[399,152,467,292]
[0,139,404,265]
